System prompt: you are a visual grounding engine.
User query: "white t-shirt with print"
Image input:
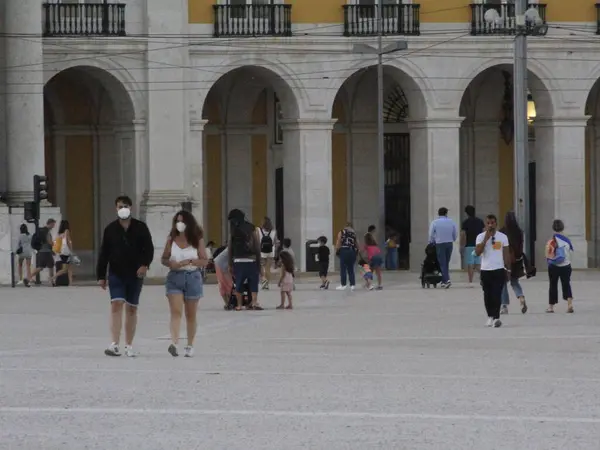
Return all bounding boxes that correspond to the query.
[475,231,509,271]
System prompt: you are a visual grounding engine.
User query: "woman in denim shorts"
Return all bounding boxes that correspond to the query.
[161,210,208,358]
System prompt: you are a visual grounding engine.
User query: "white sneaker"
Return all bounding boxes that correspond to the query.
[350,286,356,292]
[124,345,137,357]
[336,285,347,291]
[104,343,121,357]
[368,285,375,291]
[493,319,502,328]
[184,346,194,358]
[486,318,493,327]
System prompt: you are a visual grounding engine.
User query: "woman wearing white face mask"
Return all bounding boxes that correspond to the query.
[161,210,208,357]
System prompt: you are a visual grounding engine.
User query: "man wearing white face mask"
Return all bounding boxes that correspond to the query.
[97,195,155,357]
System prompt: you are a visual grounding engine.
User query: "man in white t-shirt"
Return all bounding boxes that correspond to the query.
[475,214,510,328]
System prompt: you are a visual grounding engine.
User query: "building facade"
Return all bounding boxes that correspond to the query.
[1,0,600,281]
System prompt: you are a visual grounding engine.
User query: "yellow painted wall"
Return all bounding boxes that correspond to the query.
[44,135,56,205]
[545,0,595,22]
[497,138,514,226]
[252,90,268,125]
[189,0,212,24]
[65,136,94,251]
[189,0,594,24]
[251,134,268,225]
[420,0,470,23]
[332,133,348,238]
[205,134,223,244]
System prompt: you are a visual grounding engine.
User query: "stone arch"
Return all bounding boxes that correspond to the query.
[457,61,555,237]
[326,57,433,119]
[199,58,306,120]
[44,57,144,120]
[44,65,138,275]
[200,65,302,245]
[457,58,554,118]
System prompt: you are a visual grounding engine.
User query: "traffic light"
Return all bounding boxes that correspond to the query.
[24,201,39,222]
[33,175,48,204]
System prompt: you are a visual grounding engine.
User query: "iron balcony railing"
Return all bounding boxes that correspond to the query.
[213,4,292,37]
[343,4,420,37]
[470,3,546,36]
[43,2,126,37]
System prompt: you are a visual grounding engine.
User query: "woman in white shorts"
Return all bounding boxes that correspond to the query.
[257,217,277,290]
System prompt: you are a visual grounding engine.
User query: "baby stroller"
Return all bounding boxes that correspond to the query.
[420,243,443,288]
[227,279,251,310]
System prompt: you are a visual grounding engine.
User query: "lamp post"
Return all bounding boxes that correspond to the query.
[484,0,547,259]
[353,0,408,246]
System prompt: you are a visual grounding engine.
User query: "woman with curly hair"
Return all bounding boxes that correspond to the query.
[161,210,209,358]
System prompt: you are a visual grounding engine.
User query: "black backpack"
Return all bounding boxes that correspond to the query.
[260,229,274,254]
[31,231,43,251]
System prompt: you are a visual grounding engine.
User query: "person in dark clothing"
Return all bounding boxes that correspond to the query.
[499,211,528,315]
[97,195,154,357]
[317,235,330,290]
[227,208,263,311]
[460,205,485,283]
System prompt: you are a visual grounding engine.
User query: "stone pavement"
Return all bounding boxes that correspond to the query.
[1,271,600,449]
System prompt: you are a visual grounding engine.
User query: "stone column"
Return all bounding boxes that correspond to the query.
[472,121,501,218]
[535,116,589,268]
[142,0,189,277]
[349,122,377,235]
[189,119,208,222]
[224,127,253,216]
[409,117,463,272]
[4,0,45,204]
[282,118,336,271]
[132,119,147,216]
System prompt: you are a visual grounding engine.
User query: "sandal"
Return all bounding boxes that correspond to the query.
[285,305,293,310]
[250,305,264,311]
[235,306,243,311]
[567,306,574,313]
[276,305,285,310]
[520,299,528,314]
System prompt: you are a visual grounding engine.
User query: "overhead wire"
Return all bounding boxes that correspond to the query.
[1,11,600,96]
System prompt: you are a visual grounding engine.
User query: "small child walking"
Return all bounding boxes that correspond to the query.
[317,236,330,289]
[358,259,374,290]
[278,251,295,310]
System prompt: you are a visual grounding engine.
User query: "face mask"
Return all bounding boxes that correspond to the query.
[117,207,131,220]
[176,222,186,233]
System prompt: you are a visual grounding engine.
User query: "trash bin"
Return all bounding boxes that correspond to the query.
[305,239,321,272]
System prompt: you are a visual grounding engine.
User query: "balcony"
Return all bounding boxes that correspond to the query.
[343,4,420,37]
[213,4,292,37]
[43,2,126,37]
[470,3,546,36]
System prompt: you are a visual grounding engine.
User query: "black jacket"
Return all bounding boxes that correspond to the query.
[96,219,154,280]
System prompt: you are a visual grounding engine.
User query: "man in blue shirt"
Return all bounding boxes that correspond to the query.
[429,207,458,288]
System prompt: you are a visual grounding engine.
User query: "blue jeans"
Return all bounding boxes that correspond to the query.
[108,273,143,307]
[386,248,398,270]
[166,269,204,300]
[501,278,524,305]
[435,242,453,283]
[339,247,356,287]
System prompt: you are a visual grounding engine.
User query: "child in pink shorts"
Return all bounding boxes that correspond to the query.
[277,251,295,310]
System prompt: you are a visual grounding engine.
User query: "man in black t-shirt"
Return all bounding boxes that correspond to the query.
[461,205,485,283]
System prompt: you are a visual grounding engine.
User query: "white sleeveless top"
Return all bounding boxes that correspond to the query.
[170,241,198,271]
